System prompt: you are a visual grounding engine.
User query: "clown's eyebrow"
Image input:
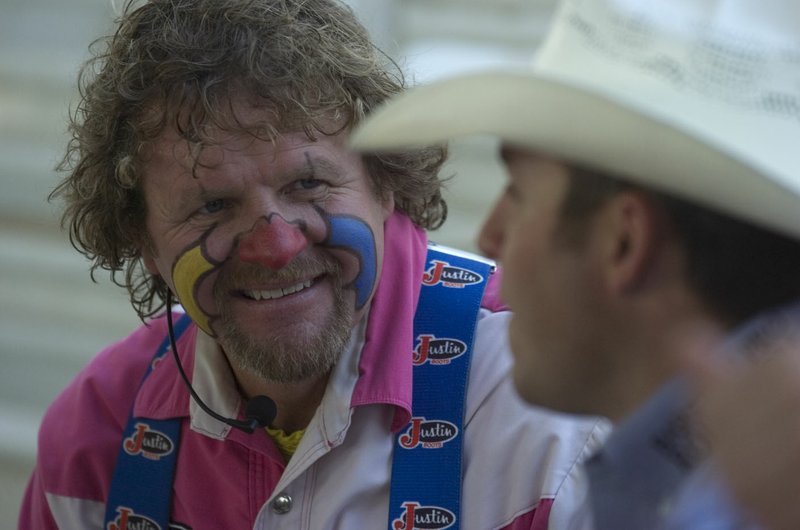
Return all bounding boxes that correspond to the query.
[169,182,205,214]
[172,153,349,212]
[173,179,218,209]
[302,152,347,181]
[258,152,338,187]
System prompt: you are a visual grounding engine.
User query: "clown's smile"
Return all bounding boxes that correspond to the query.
[242,278,315,301]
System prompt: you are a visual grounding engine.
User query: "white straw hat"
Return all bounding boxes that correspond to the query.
[351,0,800,239]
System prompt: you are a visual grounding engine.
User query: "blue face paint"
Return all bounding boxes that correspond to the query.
[322,212,378,309]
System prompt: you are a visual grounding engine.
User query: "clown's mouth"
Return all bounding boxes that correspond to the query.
[243,279,314,301]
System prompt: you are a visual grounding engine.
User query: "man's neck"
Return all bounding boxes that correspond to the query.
[606,315,727,424]
[230,363,331,433]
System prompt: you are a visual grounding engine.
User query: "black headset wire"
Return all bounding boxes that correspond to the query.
[165,290,275,433]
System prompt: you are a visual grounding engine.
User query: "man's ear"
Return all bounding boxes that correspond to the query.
[599,191,667,294]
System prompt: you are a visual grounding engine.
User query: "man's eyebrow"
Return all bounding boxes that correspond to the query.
[168,186,202,214]
[303,154,344,178]
[168,177,216,212]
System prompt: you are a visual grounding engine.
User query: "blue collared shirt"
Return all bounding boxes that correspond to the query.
[583,379,760,530]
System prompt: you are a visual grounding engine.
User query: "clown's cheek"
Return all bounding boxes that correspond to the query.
[172,246,222,336]
[323,214,379,309]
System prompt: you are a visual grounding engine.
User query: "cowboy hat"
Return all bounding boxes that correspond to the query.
[351,0,800,239]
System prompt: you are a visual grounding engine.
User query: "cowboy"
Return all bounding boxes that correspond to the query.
[18,1,607,529]
[353,0,800,528]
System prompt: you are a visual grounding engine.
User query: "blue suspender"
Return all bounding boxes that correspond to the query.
[105,245,493,530]
[388,245,494,530]
[104,313,191,530]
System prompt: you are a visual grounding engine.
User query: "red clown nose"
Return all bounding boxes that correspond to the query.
[238,216,307,270]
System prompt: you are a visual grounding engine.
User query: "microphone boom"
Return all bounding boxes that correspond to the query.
[166,293,277,434]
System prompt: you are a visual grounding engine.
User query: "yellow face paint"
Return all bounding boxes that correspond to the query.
[172,244,215,335]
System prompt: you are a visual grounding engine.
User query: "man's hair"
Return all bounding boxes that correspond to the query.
[559,165,800,327]
[51,0,448,321]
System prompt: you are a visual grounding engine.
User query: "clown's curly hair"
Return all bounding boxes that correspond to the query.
[52,0,448,320]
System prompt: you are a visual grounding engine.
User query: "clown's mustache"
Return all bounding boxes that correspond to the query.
[213,253,344,296]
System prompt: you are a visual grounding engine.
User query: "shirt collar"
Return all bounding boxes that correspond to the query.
[351,212,427,431]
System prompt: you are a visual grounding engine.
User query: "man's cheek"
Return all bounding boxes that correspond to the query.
[323,213,378,310]
[172,244,221,336]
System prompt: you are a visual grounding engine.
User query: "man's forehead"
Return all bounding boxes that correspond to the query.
[499,143,559,165]
[141,125,356,188]
[143,128,287,168]
[498,143,572,177]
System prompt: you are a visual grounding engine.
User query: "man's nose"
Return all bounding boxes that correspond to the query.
[478,205,505,260]
[238,216,308,270]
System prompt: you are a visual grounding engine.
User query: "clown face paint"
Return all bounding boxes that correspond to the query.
[169,208,381,336]
[142,120,393,382]
[320,208,378,311]
[172,230,221,335]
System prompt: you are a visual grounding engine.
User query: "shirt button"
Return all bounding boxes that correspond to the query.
[271,493,293,514]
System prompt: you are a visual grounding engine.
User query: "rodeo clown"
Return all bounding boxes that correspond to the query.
[19,1,607,529]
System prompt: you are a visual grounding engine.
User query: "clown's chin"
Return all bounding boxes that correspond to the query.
[216,281,353,384]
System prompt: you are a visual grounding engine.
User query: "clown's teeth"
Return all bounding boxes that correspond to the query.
[246,279,312,301]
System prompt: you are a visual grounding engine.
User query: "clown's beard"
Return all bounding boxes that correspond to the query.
[213,257,354,383]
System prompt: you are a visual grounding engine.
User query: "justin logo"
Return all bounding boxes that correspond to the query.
[421,260,482,288]
[413,335,467,365]
[399,417,458,449]
[107,506,161,530]
[123,423,175,460]
[392,502,456,530]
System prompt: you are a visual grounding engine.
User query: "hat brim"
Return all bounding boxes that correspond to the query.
[351,70,800,239]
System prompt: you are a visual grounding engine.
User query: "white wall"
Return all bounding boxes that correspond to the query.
[0,0,556,526]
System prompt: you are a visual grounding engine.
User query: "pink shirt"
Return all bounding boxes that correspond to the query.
[19,213,608,529]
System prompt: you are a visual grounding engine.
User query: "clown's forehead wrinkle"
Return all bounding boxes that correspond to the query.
[162,151,355,213]
[194,149,347,186]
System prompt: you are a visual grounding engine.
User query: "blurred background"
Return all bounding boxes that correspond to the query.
[0,0,557,525]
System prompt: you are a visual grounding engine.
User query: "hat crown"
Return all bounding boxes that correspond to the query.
[533,0,800,194]
[351,0,800,238]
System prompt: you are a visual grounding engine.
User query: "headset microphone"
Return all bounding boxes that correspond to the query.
[166,293,278,434]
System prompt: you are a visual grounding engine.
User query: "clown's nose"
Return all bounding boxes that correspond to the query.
[238,216,307,270]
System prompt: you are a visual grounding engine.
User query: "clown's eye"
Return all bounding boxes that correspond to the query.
[285,177,329,199]
[199,199,226,214]
[297,177,323,190]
